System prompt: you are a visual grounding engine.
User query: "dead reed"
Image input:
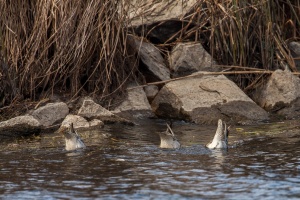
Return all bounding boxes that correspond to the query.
[0,0,137,108]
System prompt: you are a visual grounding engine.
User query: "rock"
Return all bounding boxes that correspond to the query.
[169,42,219,77]
[252,69,300,119]
[0,115,41,137]
[31,102,69,127]
[151,72,269,124]
[60,114,104,131]
[144,85,159,103]
[126,0,197,27]
[112,84,155,119]
[129,35,170,81]
[78,99,132,124]
[288,41,300,71]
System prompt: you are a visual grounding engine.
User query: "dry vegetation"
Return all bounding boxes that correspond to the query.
[0,0,299,114]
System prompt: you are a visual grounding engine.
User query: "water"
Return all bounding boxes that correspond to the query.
[1,119,300,199]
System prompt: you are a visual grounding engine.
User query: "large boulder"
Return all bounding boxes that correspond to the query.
[0,115,41,137]
[252,69,300,119]
[31,102,69,127]
[78,99,132,124]
[112,84,155,120]
[129,35,170,81]
[151,72,269,124]
[169,42,219,77]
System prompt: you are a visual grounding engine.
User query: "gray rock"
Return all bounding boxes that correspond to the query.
[126,0,197,26]
[60,114,104,131]
[0,115,41,137]
[288,41,300,71]
[78,99,132,124]
[144,85,159,102]
[151,72,269,124]
[130,35,170,81]
[169,42,219,77]
[252,69,300,119]
[113,84,155,119]
[31,102,69,127]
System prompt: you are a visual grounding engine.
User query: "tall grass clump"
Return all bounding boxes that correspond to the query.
[137,0,300,90]
[0,0,137,109]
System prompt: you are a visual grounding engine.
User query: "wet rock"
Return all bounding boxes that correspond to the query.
[130,35,170,81]
[169,42,219,77]
[252,69,300,119]
[126,0,197,27]
[112,84,155,120]
[0,115,41,137]
[288,41,300,71]
[60,114,104,131]
[78,99,132,124]
[31,102,69,127]
[144,85,159,103]
[151,72,269,124]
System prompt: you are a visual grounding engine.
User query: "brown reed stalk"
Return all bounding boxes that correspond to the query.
[0,0,138,108]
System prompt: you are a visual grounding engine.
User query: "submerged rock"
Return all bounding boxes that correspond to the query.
[31,102,69,127]
[0,115,41,137]
[169,42,219,77]
[252,69,300,119]
[151,72,269,124]
[60,114,104,131]
[78,99,131,124]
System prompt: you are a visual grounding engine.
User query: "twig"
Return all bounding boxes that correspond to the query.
[127,70,300,90]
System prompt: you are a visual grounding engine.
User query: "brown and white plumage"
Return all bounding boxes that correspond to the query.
[206,119,229,149]
[159,123,181,149]
[60,123,86,151]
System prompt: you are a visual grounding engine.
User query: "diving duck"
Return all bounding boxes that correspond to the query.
[158,123,181,149]
[206,119,229,149]
[59,123,86,151]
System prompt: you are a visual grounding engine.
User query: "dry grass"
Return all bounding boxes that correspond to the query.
[0,0,138,109]
[0,0,299,111]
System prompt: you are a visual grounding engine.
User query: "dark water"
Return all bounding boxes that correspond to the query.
[1,119,300,199]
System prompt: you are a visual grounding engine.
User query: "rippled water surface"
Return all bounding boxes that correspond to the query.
[1,119,300,199]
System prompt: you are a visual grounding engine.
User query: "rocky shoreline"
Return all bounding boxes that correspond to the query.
[1,1,300,138]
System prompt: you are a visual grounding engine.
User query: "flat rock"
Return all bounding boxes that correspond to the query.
[78,99,132,124]
[126,0,197,26]
[130,35,170,81]
[151,72,269,124]
[60,114,104,131]
[31,102,69,127]
[112,84,155,120]
[0,115,41,137]
[252,69,300,119]
[169,42,219,77]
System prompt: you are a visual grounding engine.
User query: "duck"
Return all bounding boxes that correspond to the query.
[59,123,86,151]
[158,123,181,149]
[206,119,229,149]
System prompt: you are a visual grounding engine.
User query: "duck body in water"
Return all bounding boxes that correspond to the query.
[59,123,86,151]
[159,123,181,149]
[206,119,229,149]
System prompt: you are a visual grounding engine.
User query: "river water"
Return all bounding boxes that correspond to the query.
[0,119,300,199]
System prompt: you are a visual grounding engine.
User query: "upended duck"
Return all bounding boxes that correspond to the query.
[59,123,86,151]
[159,123,181,149]
[205,119,229,149]
[158,119,229,149]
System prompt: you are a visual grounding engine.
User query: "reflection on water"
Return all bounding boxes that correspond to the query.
[0,119,300,199]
